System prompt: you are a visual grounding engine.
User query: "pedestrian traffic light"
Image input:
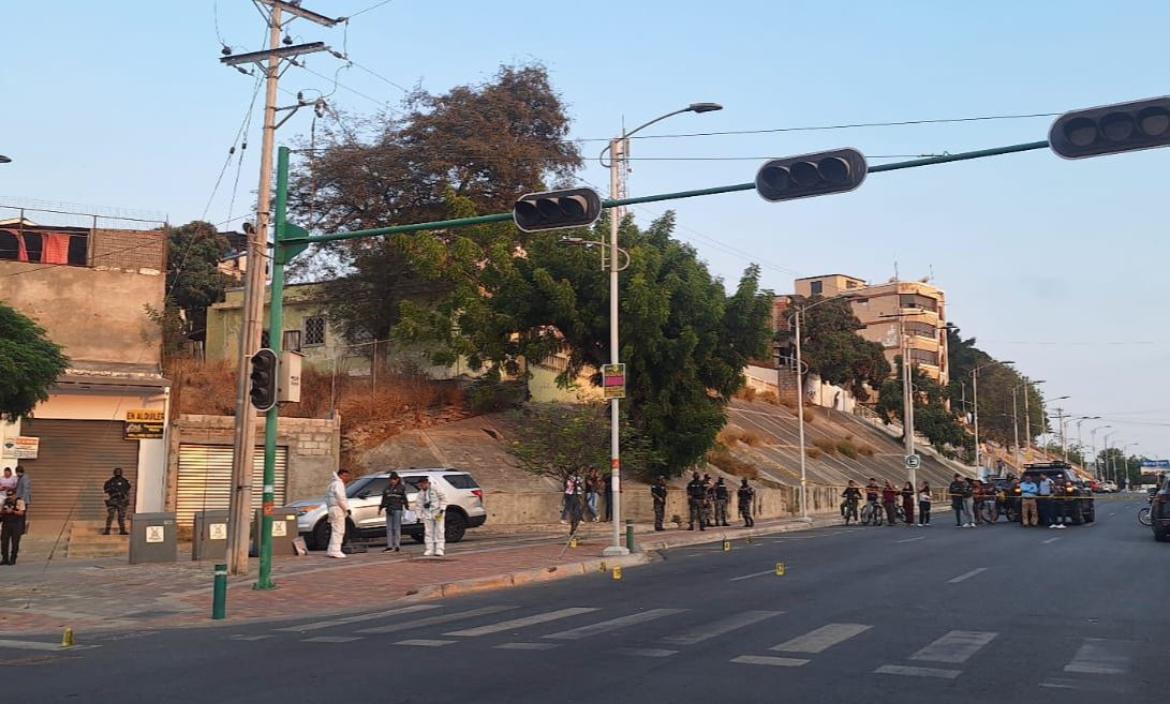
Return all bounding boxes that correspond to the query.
[1049,96,1170,160]
[513,188,602,232]
[755,148,867,202]
[249,348,278,412]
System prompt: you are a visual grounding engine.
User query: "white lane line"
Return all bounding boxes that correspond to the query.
[875,664,961,679]
[357,605,514,635]
[1040,677,1133,693]
[493,642,560,651]
[911,631,997,664]
[729,570,775,582]
[1063,638,1132,675]
[0,639,97,652]
[615,647,677,658]
[662,610,784,646]
[1043,537,1061,544]
[544,609,686,641]
[302,636,362,643]
[947,567,988,584]
[771,623,872,654]
[275,604,441,632]
[445,607,599,637]
[229,635,274,641]
[393,639,455,647]
[896,536,926,543]
[731,655,809,667]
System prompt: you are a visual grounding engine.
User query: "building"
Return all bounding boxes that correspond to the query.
[792,273,949,386]
[1,223,171,536]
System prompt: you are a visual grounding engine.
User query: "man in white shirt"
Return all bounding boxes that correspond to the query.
[415,476,447,557]
[324,469,352,558]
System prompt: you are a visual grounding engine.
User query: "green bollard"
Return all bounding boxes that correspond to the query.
[625,519,636,553]
[212,563,228,620]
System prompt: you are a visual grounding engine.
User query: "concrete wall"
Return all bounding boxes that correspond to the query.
[166,414,341,508]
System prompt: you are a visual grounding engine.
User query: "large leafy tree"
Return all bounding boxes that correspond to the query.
[783,296,891,400]
[394,209,773,476]
[945,325,1045,446]
[876,357,973,456]
[162,221,232,343]
[0,303,69,419]
[507,404,658,484]
[289,63,581,341]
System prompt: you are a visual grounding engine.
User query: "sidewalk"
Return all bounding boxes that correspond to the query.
[0,515,836,638]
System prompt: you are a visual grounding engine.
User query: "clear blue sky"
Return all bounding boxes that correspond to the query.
[3,1,1168,461]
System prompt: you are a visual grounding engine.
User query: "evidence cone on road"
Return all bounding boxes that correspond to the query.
[612,566,623,581]
[570,536,579,549]
[722,539,731,552]
[61,627,74,648]
[775,562,786,576]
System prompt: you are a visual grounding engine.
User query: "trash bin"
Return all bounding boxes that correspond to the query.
[129,512,178,564]
[251,507,301,557]
[192,510,230,561]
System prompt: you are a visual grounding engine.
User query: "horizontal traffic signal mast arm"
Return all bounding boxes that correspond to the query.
[286,139,1053,246]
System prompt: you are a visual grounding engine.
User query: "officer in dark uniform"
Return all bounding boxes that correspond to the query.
[714,478,730,526]
[702,474,715,528]
[685,472,706,531]
[651,476,668,531]
[0,490,27,565]
[737,478,756,527]
[103,467,132,535]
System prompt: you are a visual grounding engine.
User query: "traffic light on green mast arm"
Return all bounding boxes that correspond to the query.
[249,349,278,412]
[512,188,602,232]
[1049,96,1170,160]
[754,148,868,202]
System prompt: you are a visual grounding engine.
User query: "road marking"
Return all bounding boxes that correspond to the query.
[275,604,441,632]
[947,567,988,584]
[302,636,362,643]
[771,623,871,654]
[911,631,997,663]
[1043,537,1061,544]
[895,536,925,543]
[731,655,809,667]
[228,635,273,641]
[445,607,599,637]
[493,642,560,651]
[1063,638,1132,675]
[0,639,97,652]
[875,664,961,679]
[357,605,515,635]
[729,570,775,582]
[615,647,677,658]
[544,609,686,640]
[662,610,784,646]
[1040,677,1134,693]
[393,639,455,647]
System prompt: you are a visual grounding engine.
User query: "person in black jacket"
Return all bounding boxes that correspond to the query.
[650,476,668,531]
[948,474,968,527]
[737,479,756,527]
[378,472,409,552]
[103,467,132,535]
[714,478,730,527]
[686,472,706,531]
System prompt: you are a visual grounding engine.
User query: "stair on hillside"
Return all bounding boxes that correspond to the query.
[67,520,131,559]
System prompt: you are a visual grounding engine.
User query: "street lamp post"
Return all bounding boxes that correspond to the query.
[599,102,722,557]
[1074,416,1100,467]
[1090,424,1111,478]
[1103,431,1117,483]
[970,360,1015,472]
[878,310,932,489]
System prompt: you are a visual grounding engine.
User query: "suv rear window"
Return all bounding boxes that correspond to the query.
[444,473,479,490]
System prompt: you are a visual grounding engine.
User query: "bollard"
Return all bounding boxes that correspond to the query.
[212,563,228,620]
[61,627,74,648]
[775,562,786,576]
[612,566,623,581]
[625,519,636,552]
[722,539,731,552]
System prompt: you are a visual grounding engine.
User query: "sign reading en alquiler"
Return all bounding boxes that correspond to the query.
[125,409,165,440]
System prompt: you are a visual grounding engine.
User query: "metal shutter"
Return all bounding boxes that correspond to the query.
[18,419,140,522]
[175,445,287,527]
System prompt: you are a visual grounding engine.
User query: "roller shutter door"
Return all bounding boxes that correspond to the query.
[18,418,139,522]
[175,445,287,526]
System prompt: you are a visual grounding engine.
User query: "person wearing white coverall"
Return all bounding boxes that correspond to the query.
[415,476,447,557]
[325,468,352,558]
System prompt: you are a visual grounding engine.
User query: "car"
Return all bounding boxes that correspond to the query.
[290,469,487,550]
[1020,462,1095,525]
[1151,477,1170,543]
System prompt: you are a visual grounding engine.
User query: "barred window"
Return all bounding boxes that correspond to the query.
[305,316,327,346]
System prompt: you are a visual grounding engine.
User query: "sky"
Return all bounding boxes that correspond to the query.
[2,0,1168,461]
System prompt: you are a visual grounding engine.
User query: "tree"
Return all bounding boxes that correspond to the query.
[876,357,972,456]
[162,221,233,348]
[395,209,774,477]
[289,63,582,342]
[784,296,891,400]
[946,325,1045,447]
[507,404,658,483]
[0,303,69,419]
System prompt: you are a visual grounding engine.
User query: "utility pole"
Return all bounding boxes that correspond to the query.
[793,309,808,521]
[605,134,627,557]
[1054,407,1067,461]
[220,0,334,576]
[900,315,916,489]
[1011,386,1021,467]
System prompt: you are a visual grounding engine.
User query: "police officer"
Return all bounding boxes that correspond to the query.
[737,478,756,527]
[102,467,132,535]
[685,472,706,531]
[702,474,715,528]
[713,478,730,527]
[650,476,668,531]
[0,489,26,565]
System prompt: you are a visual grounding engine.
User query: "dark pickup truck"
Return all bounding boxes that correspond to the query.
[1020,462,1096,525]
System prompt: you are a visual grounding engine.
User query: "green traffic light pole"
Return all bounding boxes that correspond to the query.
[257,138,1049,584]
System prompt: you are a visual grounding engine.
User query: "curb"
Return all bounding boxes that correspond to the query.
[636,516,838,553]
[418,552,651,600]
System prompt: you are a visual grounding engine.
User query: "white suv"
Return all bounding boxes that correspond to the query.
[291,469,487,550]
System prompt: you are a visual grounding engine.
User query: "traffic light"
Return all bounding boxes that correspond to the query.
[755,148,868,202]
[249,348,278,412]
[513,188,602,232]
[1049,96,1170,160]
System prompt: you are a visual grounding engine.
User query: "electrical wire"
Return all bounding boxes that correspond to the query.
[347,58,411,93]
[201,75,264,220]
[294,61,392,107]
[343,0,395,20]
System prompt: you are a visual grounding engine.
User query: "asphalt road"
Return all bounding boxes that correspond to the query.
[3,497,1164,704]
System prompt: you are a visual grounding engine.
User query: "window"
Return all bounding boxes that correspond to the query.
[899,294,938,312]
[283,330,302,352]
[444,473,479,490]
[0,228,88,266]
[809,280,823,295]
[906,322,937,339]
[845,280,859,289]
[305,316,326,346]
[909,348,939,366]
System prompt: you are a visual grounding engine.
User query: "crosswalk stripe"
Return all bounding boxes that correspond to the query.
[302,636,362,643]
[544,609,686,641]
[662,610,784,646]
[393,639,455,647]
[615,647,677,658]
[770,623,871,654]
[875,664,961,679]
[947,568,988,584]
[445,608,599,637]
[1063,638,1132,675]
[275,604,441,632]
[731,655,809,668]
[493,642,560,651]
[356,606,515,635]
[911,631,997,664]
[229,635,274,641]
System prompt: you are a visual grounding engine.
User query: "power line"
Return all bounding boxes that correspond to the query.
[201,75,264,220]
[293,60,393,107]
[342,0,395,20]
[347,58,410,93]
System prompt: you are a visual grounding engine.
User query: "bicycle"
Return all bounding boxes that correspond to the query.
[842,499,860,526]
[860,501,884,526]
[976,499,999,524]
[1138,506,1152,527]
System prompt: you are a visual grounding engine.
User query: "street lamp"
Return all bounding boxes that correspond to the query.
[878,310,931,488]
[597,101,722,557]
[1040,394,1070,457]
[1074,416,1101,466]
[0,155,11,164]
[1103,431,1117,483]
[970,360,1015,472]
[1011,378,1042,467]
[1090,424,1111,478]
[1119,442,1139,489]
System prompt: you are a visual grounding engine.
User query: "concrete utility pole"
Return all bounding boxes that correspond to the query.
[970,360,1014,474]
[900,315,916,489]
[221,0,334,576]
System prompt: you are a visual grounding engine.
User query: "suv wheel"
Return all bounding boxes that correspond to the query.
[445,512,468,543]
[1071,502,1085,525]
[1155,527,1170,543]
[311,519,331,551]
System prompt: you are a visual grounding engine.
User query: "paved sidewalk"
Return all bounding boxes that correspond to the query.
[0,515,837,638]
